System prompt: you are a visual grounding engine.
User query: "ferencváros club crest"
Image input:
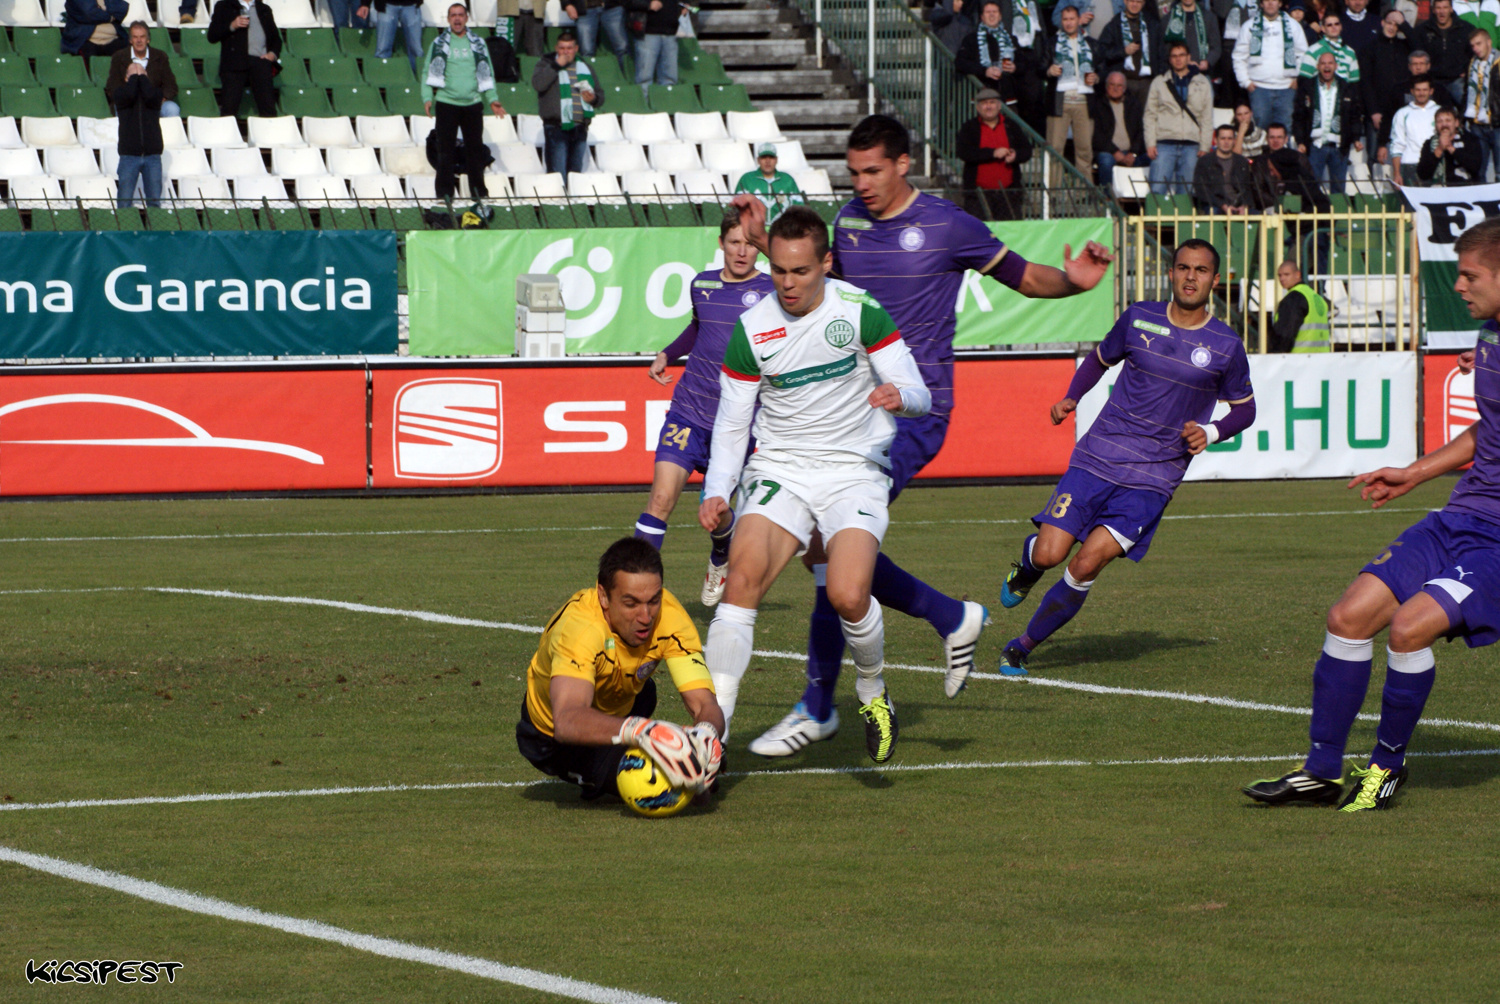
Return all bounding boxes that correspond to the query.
[825,319,856,348]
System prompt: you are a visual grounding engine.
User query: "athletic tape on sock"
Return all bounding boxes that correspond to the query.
[1324,632,1374,662]
[1387,646,1435,675]
[1062,568,1094,592]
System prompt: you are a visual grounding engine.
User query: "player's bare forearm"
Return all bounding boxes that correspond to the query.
[1016,241,1114,298]
[1017,262,1079,298]
[681,686,726,735]
[699,495,730,532]
[551,676,632,746]
[1349,427,1478,507]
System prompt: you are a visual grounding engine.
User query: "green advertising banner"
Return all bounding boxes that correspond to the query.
[0,231,398,359]
[1400,185,1498,347]
[407,217,1115,356]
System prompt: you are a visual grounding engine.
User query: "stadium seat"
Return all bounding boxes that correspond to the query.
[212,146,268,177]
[362,56,414,86]
[341,28,380,58]
[726,109,784,144]
[10,27,60,57]
[677,51,730,86]
[303,114,360,147]
[176,175,233,201]
[162,0,208,28]
[701,139,753,177]
[0,55,35,86]
[648,140,701,173]
[163,147,212,179]
[294,174,350,201]
[592,141,647,173]
[0,206,24,230]
[273,56,311,86]
[468,0,497,26]
[34,55,90,88]
[325,204,374,228]
[264,203,315,228]
[539,198,586,228]
[384,85,425,116]
[350,173,406,200]
[152,206,203,230]
[405,174,437,200]
[176,87,220,118]
[419,0,447,25]
[621,111,674,145]
[468,172,510,200]
[333,84,388,117]
[3,86,57,118]
[0,115,23,147]
[75,115,117,149]
[699,83,755,114]
[284,28,341,57]
[98,144,119,174]
[69,175,118,203]
[55,86,110,119]
[1112,166,1149,200]
[645,200,698,226]
[19,115,74,146]
[769,140,810,172]
[381,144,431,175]
[308,54,363,87]
[326,145,381,176]
[267,0,320,29]
[598,83,647,114]
[585,111,623,144]
[496,142,543,175]
[675,170,728,199]
[272,146,330,176]
[495,83,538,115]
[512,172,565,201]
[188,115,249,149]
[204,204,261,229]
[248,115,308,147]
[408,113,434,147]
[9,174,64,206]
[43,146,100,177]
[279,86,335,117]
[567,171,623,201]
[482,114,520,145]
[160,117,192,150]
[621,169,674,198]
[372,204,426,230]
[791,168,833,196]
[647,84,701,114]
[234,175,289,201]
[168,54,202,87]
[514,113,543,147]
[0,146,43,178]
[591,201,645,227]
[356,114,413,147]
[178,26,216,56]
[674,112,727,143]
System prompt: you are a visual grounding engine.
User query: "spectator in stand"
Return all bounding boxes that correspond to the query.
[596,0,632,75]
[1361,12,1413,157]
[515,0,545,56]
[734,143,804,223]
[1418,104,1485,182]
[1295,52,1364,193]
[1300,10,1361,82]
[1259,121,1331,209]
[325,0,368,37]
[1092,70,1150,187]
[108,22,169,208]
[105,21,179,119]
[1101,0,1160,103]
[1154,0,1219,81]
[1388,73,1441,184]
[1194,123,1257,212]
[957,86,1032,219]
[1219,0,1256,108]
[1340,0,1381,56]
[958,0,1019,101]
[1002,0,1049,132]
[1416,0,1474,104]
[1233,102,1269,155]
[1465,27,1500,180]
[62,0,128,58]
[1045,5,1099,186]
[1270,260,1329,353]
[562,0,603,61]
[1145,41,1213,193]
[930,0,977,55]
[1286,0,1317,45]
[534,30,603,177]
[361,0,424,73]
[422,3,506,210]
[207,0,280,118]
[1235,0,1309,135]
[632,0,687,91]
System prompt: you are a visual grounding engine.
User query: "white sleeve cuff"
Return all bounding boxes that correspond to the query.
[1204,423,1221,445]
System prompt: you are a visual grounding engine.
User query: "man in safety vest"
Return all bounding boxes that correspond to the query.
[1271,259,1331,352]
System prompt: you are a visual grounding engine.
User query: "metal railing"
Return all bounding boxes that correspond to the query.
[1125,208,1420,352]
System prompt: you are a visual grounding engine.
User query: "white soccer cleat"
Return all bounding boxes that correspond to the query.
[943,601,991,698]
[701,557,729,607]
[747,703,839,757]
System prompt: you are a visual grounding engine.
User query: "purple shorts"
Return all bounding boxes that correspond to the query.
[1361,508,1500,648]
[1033,466,1170,563]
[654,409,714,475]
[888,412,950,501]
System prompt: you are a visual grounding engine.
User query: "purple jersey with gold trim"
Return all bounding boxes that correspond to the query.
[667,269,776,430]
[1073,301,1254,497]
[1445,320,1500,525]
[832,190,1027,418]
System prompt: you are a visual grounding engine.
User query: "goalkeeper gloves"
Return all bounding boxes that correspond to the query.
[615,716,706,792]
[685,722,723,789]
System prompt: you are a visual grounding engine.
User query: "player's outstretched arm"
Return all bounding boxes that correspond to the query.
[1349,425,1479,508]
[1016,241,1115,298]
[730,193,770,255]
[1050,397,1078,425]
[648,352,673,386]
[552,676,636,746]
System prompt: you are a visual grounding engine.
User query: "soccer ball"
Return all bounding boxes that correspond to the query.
[616,751,691,817]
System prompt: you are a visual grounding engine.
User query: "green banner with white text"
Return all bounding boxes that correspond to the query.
[406,217,1115,356]
[1400,184,1499,348]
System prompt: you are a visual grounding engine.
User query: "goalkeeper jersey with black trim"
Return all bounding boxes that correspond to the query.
[524,587,712,738]
[702,278,931,502]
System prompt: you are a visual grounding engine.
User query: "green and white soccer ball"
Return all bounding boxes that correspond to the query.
[616,751,691,818]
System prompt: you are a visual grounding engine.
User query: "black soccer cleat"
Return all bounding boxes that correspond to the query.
[1337,764,1408,812]
[858,688,898,764]
[1242,768,1344,806]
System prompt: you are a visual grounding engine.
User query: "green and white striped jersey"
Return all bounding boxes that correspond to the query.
[703,278,930,502]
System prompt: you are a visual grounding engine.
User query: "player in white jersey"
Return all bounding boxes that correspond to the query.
[698,207,932,763]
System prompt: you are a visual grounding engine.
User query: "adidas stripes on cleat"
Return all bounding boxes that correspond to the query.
[999,562,1035,609]
[858,689,898,764]
[748,704,839,757]
[998,640,1029,677]
[1242,768,1344,806]
[942,601,990,698]
[1338,764,1408,812]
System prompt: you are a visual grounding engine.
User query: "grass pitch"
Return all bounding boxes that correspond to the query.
[2,480,1499,1003]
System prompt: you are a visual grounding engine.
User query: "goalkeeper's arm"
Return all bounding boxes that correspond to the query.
[680,685,726,738]
[550,676,641,745]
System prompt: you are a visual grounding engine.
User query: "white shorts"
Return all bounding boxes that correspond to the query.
[735,452,891,548]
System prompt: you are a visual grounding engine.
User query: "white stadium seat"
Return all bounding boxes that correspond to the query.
[769,140,810,173]
[43,147,101,178]
[160,118,193,150]
[294,175,350,201]
[271,146,330,177]
[381,145,433,175]
[700,140,754,177]
[592,141,648,174]
[621,112,675,145]
[303,116,360,148]
[726,110,785,144]
[0,116,24,148]
[162,0,208,27]
[326,146,382,176]
[188,116,249,149]
[8,175,64,205]
[675,170,728,198]
[1112,166,1150,199]
[586,112,623,144]
[514,114,544,147]
[482,115,521,145]
[75,116,117,150]
[0,0,50,26]
[475,173,513,198]
[99,146,120,175]
[349,174,407,200]
[248,116,307,149]
[21,116,79,148]
[176,175,232,201]
[420,0,448,24]
[212,146,268,177]
[122,0,155,26]
[567,171,623,200]
[264,0,319,27]
[674,112,728,143]
[0,147,44,177]
[357,115,415,148]
[405,174,437,200]
[65,175,117,201]
[621,169,675,197]
[233,175,290,201]
[163,148,213,179]
[791,168,833,196]
[512,172,566,200]
[408,115,436,149]
[496,142,544,175]
[648,140,702,173]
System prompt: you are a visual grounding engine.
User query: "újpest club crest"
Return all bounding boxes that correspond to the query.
[899,227,925,251]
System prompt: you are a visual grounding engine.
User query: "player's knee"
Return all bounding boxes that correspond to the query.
[723,567,764,607]
[1388,608,1443,653]
[1031,539,1070,569]
[825,587,869,621]
[1325,601,1375,640]
[1066,553,1107,583]
[644,488,677,519]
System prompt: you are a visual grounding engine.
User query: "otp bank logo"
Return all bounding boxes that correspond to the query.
[1444,367,1477,446]
[393,379,502,480]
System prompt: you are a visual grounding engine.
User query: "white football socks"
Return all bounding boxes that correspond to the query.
[840,600,886,705]
[705,602,756,739]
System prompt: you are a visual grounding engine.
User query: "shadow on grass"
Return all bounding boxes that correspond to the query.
[516,778,722,817]
[1029,630,1212,668]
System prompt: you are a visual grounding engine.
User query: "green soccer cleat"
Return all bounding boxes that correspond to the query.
[1338,764,1408,812]
[858,689,898,764]
[1242,768,1344,806]
[999,562,1035,609]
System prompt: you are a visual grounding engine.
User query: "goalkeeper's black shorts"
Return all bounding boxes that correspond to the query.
[515,678,658,800]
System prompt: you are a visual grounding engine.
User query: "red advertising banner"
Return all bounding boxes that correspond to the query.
[0,370,367,496]
[1423,353,1475,457]
[371,358,1076,488]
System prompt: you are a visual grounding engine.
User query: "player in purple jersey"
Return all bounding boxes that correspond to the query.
[1245,218,1500,812]
[633,206,776,606]
[996,240,1257,675]
[733,115,1114,757]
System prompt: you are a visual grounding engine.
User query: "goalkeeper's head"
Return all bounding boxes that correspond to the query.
[596,537,666,646]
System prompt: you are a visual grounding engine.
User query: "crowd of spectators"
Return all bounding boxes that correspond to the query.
[943,0,1500,204]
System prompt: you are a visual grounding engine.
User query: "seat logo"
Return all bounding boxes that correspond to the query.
[393,379,502,480]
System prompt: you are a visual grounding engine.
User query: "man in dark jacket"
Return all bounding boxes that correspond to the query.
[631,0,688,91]
[1293,52,1364,193]
[1091,70,1150,187]
[1359,9,1411,152]
[1257,121,1331,210]
[533,30,606,175]
[1152,0,1219,85]
[930,0,976,56]
[958,0,1048,133]
[1339,0,1380,55]
[956,86,1033,219]
[1099,0,1161,103]
[207,0,281,117]
[1194,123,1256,213]
[61,0,128,57]
[1413,0,1471,103]
[1417,105,1484,183]
[104,21,180,119]
[109,23,166,208]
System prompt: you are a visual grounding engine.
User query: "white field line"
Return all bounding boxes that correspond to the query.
[0,507,1432,546]
[0,845,673,1004]
[4,586,1499,735]
[6,748,1500,814]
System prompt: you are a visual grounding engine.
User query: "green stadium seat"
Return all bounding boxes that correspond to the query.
[0,28,11,54]
[341,28,380,59]
[263,204,314,229]
[308,54,363,87]
[384,84,425,115]
[274,57,311,86]
[35,56,90,88]
[278,86,334,117]
[644,201,698,227]
[12,29,62,59]
[1279,193,1302,213]
[333,84,387,116]
[539,202,578,228]
[598,83,647,114]
[362,56,414,86]
[697,83,754,113]
[2,86,58,117]
[519,54,539,80]
[676,36,704,59]
[0,206,23,231]
[171,206,204,231]
[55,86,110,119]
[482,204,518,229]
[677,52,730,85]
[544,26,565,49]
[372,205,426,231]
[807,199,839,224]
[205,206,261,230]
[285,28,342,56]
[1328,192,1351,214]
[496,82,538,115]
[592,55,633,88]
[145,206,181,231]
[591,202,642,227]
[149,27,172,52]
[508,203,540,229]
[421,27,442,49]
[87,206,120,230]
[177,87,221,117]
[168,55,203,87]
[179,29,218,58]
[648,83,701,113]
[116,206,146,231]
[0,56,35,87]
[326,206,374,229]
[31,207,86,232]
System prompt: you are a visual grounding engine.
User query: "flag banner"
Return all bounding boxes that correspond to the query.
[1400,185,1500,348]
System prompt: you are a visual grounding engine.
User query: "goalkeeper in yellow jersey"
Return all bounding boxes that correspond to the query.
[516,537,726,801]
